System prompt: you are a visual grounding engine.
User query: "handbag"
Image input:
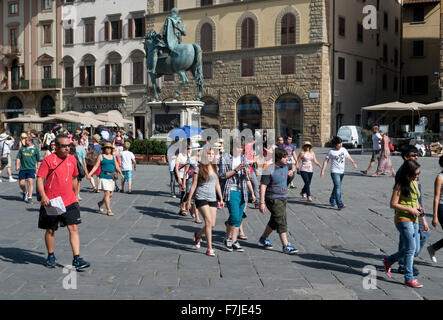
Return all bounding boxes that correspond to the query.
[0,141,8,166]
[74,154,86,179]
[388,141,395,152]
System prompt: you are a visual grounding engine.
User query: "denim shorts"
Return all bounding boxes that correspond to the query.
[19,169,36,180]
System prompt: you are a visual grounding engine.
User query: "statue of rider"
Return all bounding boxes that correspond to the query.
[162,8,187,55]
[145,8,186,74]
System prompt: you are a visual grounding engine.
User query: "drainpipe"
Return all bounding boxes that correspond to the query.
[331,0,336,137]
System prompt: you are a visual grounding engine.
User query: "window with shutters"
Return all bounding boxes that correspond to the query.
[42,23,52,45]
[133,62,143,84]
[134,17,145,38]
[383,44,388,63]
[241,18,255,49]
[383,12,388,31]
[42,0,51,10]
[281,56,295,75]
[281,13,295,45]
[65,66,73,88]
[163,0,174,12]
[242,58,254,77]
[201,23,213,52]
[356,60,363,83]
[203,61,212,79]
[357,23,363,43]
[338,57,345,80]
[111,20,120,40]
[131,50,145,85]
[43,66,52,79]
[80,54,96,87]
[412,40,424,57]
[338,16,345,37]
[84,21,95,43]
[111,64,121,85]
[64,28,73,45]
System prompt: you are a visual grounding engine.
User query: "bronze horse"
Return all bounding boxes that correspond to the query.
[144,31,203,102]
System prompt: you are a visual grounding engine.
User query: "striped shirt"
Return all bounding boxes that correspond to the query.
[218,152,250,203]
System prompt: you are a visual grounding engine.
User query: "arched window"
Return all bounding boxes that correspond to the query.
[237,95,262,131]
[130,50,145,85]
[241,18,255,49]
[201,23,213,52]
[281,13,296,45]
[106,51,122,85]
[201,97,219,134]
[63,56,74,88]
[275,94,303,139]
[80,54,96,87]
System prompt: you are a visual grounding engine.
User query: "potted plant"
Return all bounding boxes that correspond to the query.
[148,140,167,163]
[129,139,149,163]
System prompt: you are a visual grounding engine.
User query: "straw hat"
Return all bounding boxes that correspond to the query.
[21,133,28,139]
[93,134,101,142]
[303,141,313,147]
[102,142,115,150]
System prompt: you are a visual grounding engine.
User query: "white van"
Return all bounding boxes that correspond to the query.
[337,126,362,149]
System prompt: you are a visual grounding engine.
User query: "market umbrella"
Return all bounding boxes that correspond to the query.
[93,110,132,127]
[49,114,105,127]
[168,126,202,139]
[3,115,55,123]
[422,101,443,111]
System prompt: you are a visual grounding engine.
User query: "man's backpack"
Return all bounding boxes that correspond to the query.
[86,149,99,167]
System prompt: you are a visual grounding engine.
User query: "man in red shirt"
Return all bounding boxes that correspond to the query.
[37,134,90,270]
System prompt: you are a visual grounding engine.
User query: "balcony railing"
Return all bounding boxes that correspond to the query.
[2,45,22,55]
[42,78,62,88]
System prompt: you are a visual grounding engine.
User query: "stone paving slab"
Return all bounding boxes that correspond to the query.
[0,149,442,299]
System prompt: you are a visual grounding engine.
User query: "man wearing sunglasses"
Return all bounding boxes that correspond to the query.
[36,134,90,271]
[394,145,430,276]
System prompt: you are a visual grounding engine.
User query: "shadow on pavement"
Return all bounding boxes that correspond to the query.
[129,190,172,197]
[0,195,22,202]
[135,206,179,220]
[328,248,385,260]
[287,199,335,210]
[130,236,198,254]
[0,247,45,265]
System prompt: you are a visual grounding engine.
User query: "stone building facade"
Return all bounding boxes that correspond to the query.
[0,0,63,136]
[144,0,402,145]
[145,0,331,146]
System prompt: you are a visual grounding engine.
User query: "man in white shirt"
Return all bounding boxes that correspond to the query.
[0,132,17,182]
[117,142,136,194]
[361,124,382,175]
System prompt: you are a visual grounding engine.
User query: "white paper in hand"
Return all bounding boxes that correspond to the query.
[45,197,67,216]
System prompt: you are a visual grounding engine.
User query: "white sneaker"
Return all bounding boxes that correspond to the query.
[427,245,438,263]
[9,177,17,182]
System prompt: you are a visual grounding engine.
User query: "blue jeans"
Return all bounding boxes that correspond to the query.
[398,218,430,268]
[300,171,313,197]
[387,221,419,282]
[330,173,344,207]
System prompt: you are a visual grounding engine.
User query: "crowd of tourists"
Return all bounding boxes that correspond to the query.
[1,125,443,290]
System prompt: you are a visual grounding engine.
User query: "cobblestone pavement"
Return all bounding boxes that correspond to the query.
[0,149,442,300]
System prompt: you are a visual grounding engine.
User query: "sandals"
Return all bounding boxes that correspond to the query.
[107,211,114,216]
[97,201,104,213]
[195,220,203,224]
[91,188,97,193]
[179,209,188,216]
[239,234,248,240]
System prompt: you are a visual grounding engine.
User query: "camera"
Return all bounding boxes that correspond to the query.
[418,208,425,217]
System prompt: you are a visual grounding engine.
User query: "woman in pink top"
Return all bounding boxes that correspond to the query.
[296,141,321,202]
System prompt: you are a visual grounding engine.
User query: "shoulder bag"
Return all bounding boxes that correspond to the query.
[0,141,8,166]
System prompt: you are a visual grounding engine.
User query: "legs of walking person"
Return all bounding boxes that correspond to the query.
[250,170,260,205]
[67,224,80,256]
[197,205,215,251]
[330,173,344,208]
[430,206,443,252]
[416,218,429,256]
[19,179,26,195]
[226,191,246,245]
[300,171,313,197]
[386,222,418,282]
[27,178,34,200]
[170,171,176,196]
[45,229,55,254]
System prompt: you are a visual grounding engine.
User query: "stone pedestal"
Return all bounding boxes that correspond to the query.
[147,100,204,140]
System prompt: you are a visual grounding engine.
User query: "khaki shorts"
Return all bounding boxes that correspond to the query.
[1,154,11,169]
[100,178,115,191]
